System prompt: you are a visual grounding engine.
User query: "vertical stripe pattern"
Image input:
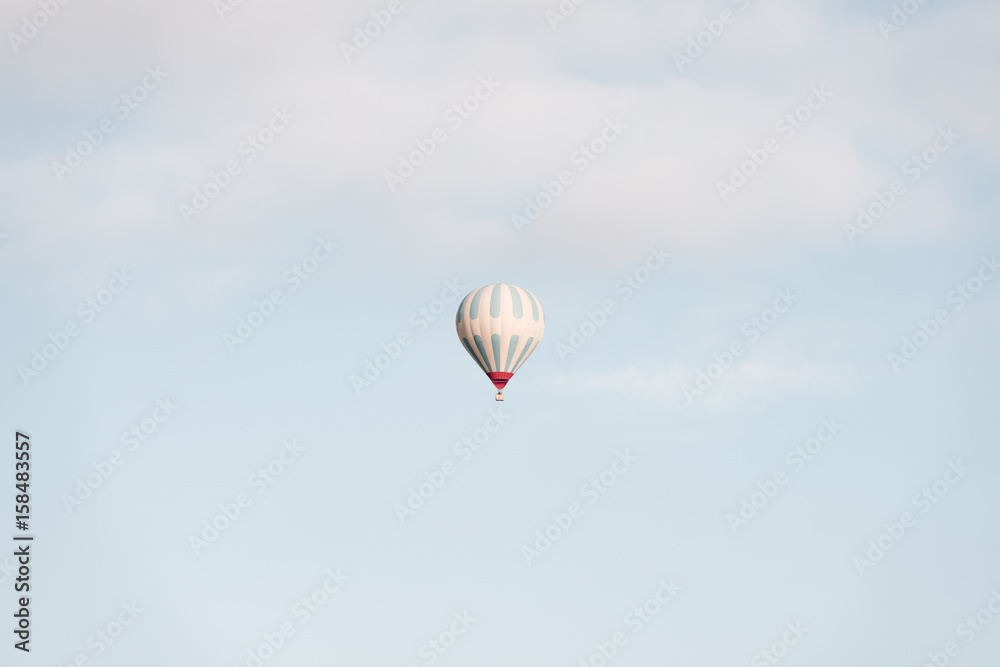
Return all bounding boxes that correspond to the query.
[455,283,545,383]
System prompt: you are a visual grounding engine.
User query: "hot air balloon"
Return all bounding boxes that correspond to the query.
[455,283,545,401]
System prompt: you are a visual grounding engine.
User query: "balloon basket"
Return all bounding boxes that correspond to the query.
[495,391,504,401]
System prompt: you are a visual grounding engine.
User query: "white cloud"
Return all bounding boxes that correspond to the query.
[1,0,998,277]
[538,355,861,410]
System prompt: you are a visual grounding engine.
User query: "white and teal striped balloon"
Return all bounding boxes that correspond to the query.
[455,283,545,400]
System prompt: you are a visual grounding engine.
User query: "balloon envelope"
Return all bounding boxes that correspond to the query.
[455,283,545,394]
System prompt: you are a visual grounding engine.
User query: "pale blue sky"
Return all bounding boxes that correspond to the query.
[2,0,999,665]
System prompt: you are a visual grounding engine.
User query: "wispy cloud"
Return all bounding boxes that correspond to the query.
[538,355,860,410]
